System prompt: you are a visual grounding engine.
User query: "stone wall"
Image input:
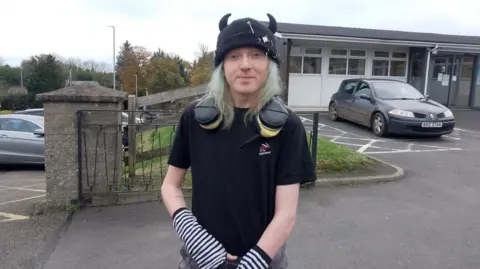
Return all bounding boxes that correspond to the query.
[37,84,127,208]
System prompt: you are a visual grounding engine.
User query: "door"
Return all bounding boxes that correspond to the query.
[428,56,458,106]
[0,118,44,164]
[448,56,474,108]
[350,82,375,126]
[336,80,359,120]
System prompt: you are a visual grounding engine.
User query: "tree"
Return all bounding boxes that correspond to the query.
[0,66,22,89]
[189,44,214,86]
[117,46,152,95]
[146,57,187,94]
[116,40,133,72]
[23,54,65,107]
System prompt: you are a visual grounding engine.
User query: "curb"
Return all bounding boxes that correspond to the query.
[312,156,406,187]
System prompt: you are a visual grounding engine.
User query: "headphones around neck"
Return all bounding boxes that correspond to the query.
[193,95,289,138]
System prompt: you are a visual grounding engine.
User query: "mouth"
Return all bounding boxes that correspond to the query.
[238,76,255,79]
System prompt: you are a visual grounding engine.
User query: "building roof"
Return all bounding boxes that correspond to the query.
[271,21,480,46]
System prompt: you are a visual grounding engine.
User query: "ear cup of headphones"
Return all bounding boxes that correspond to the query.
[256,97,289,137]
[194,97,223,130]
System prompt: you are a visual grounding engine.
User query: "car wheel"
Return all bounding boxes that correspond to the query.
[371,112,388,137]
[329,102,340,121]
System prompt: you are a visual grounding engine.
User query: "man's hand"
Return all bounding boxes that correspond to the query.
[227,254,238,260]
[236,246,272,269]
[172,208,227,269]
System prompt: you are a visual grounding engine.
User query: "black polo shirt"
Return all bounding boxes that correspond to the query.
[168,102,315,257]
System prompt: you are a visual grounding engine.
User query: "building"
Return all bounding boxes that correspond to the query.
[273,22,480,110]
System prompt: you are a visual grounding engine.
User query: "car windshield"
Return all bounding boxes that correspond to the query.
[371,81,425,100]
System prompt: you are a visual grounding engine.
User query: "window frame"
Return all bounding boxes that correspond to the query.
[328,48,367,76]
[372,50,408,77]
[289,46,323,75]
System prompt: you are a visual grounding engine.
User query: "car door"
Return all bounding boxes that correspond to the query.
[350,82,376,126]
[0,118,44,164]
[336,80,359,120]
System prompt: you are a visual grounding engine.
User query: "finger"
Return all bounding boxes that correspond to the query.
[226,253,238,260]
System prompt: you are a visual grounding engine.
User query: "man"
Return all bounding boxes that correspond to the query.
[161,13,316,269]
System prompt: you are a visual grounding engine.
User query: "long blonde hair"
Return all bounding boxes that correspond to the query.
[200,59,284,129]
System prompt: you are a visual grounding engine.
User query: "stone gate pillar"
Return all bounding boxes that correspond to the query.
[36,84,127,207]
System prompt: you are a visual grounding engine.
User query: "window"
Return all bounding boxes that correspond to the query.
[340,81,358,95]
[289,56,302,73]
[460,57,474,79]
[303,57,322,74]
[354,82,371,97]
[328,49,366,75]
[288,47,323,74]
[372,51,407,77]
[0,119,40,133]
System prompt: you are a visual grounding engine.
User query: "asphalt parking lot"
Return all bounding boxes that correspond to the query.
[0,167,68,269]
[0,168,46,221]
[299,110,480,156]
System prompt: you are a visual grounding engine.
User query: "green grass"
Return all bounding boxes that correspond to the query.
[119,125,192,190]
[0,110,12,114]
[121,129,374,190]
[135,125,176,152]
[313,138,374,175]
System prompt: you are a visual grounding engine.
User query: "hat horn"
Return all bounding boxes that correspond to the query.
[266,13,277,33]
[219,13,231,31]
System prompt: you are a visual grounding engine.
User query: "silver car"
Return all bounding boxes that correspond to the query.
[0,114,45,165]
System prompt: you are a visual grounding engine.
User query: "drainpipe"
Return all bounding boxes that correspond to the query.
[423,44,439,96]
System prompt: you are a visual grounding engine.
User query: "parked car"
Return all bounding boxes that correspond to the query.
[14,108,44,116]
[0,114,45,165]
[15,108,143,124]
[328,78,455,137]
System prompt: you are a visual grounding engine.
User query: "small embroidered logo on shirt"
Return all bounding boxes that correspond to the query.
[259,143,271,156]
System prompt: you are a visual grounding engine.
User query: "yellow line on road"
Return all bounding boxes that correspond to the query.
[0,212,30,222]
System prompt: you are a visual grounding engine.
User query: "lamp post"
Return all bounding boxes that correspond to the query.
[107,25,116,90]
[134,74,138,97]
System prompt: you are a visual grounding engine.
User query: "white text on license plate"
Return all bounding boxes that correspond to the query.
[421,122,442,128]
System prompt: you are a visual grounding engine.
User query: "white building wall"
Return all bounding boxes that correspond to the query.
[287,42,410,108]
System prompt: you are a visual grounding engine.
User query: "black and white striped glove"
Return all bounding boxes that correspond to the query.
[172,207,226,269]
[237,246,272,269]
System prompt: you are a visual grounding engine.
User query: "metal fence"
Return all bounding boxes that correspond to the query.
[76,109,321,203]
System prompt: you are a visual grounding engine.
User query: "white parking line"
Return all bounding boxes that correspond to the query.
[357,140,377,153]
[366,148,462,154]
[0,179,44,184]
[443,135,461,140]
[0,185,45,193]
[0,195,45,206]
[302,116,466,154]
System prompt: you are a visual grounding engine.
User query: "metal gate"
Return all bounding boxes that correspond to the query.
[76,109,188,204]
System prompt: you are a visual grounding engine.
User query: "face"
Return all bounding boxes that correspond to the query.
[223,47,269,97]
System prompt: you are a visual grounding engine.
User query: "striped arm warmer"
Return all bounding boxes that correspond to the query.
[172,208,226,269]
[238,246,272,269]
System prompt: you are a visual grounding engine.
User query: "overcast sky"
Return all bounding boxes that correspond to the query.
[1,0,479,69]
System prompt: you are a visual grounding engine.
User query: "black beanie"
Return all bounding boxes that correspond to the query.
[214,13,280,68]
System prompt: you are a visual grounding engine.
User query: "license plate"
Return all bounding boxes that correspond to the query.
[421,122,443,128]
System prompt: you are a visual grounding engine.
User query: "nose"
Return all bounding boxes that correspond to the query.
[239,54,252,70]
